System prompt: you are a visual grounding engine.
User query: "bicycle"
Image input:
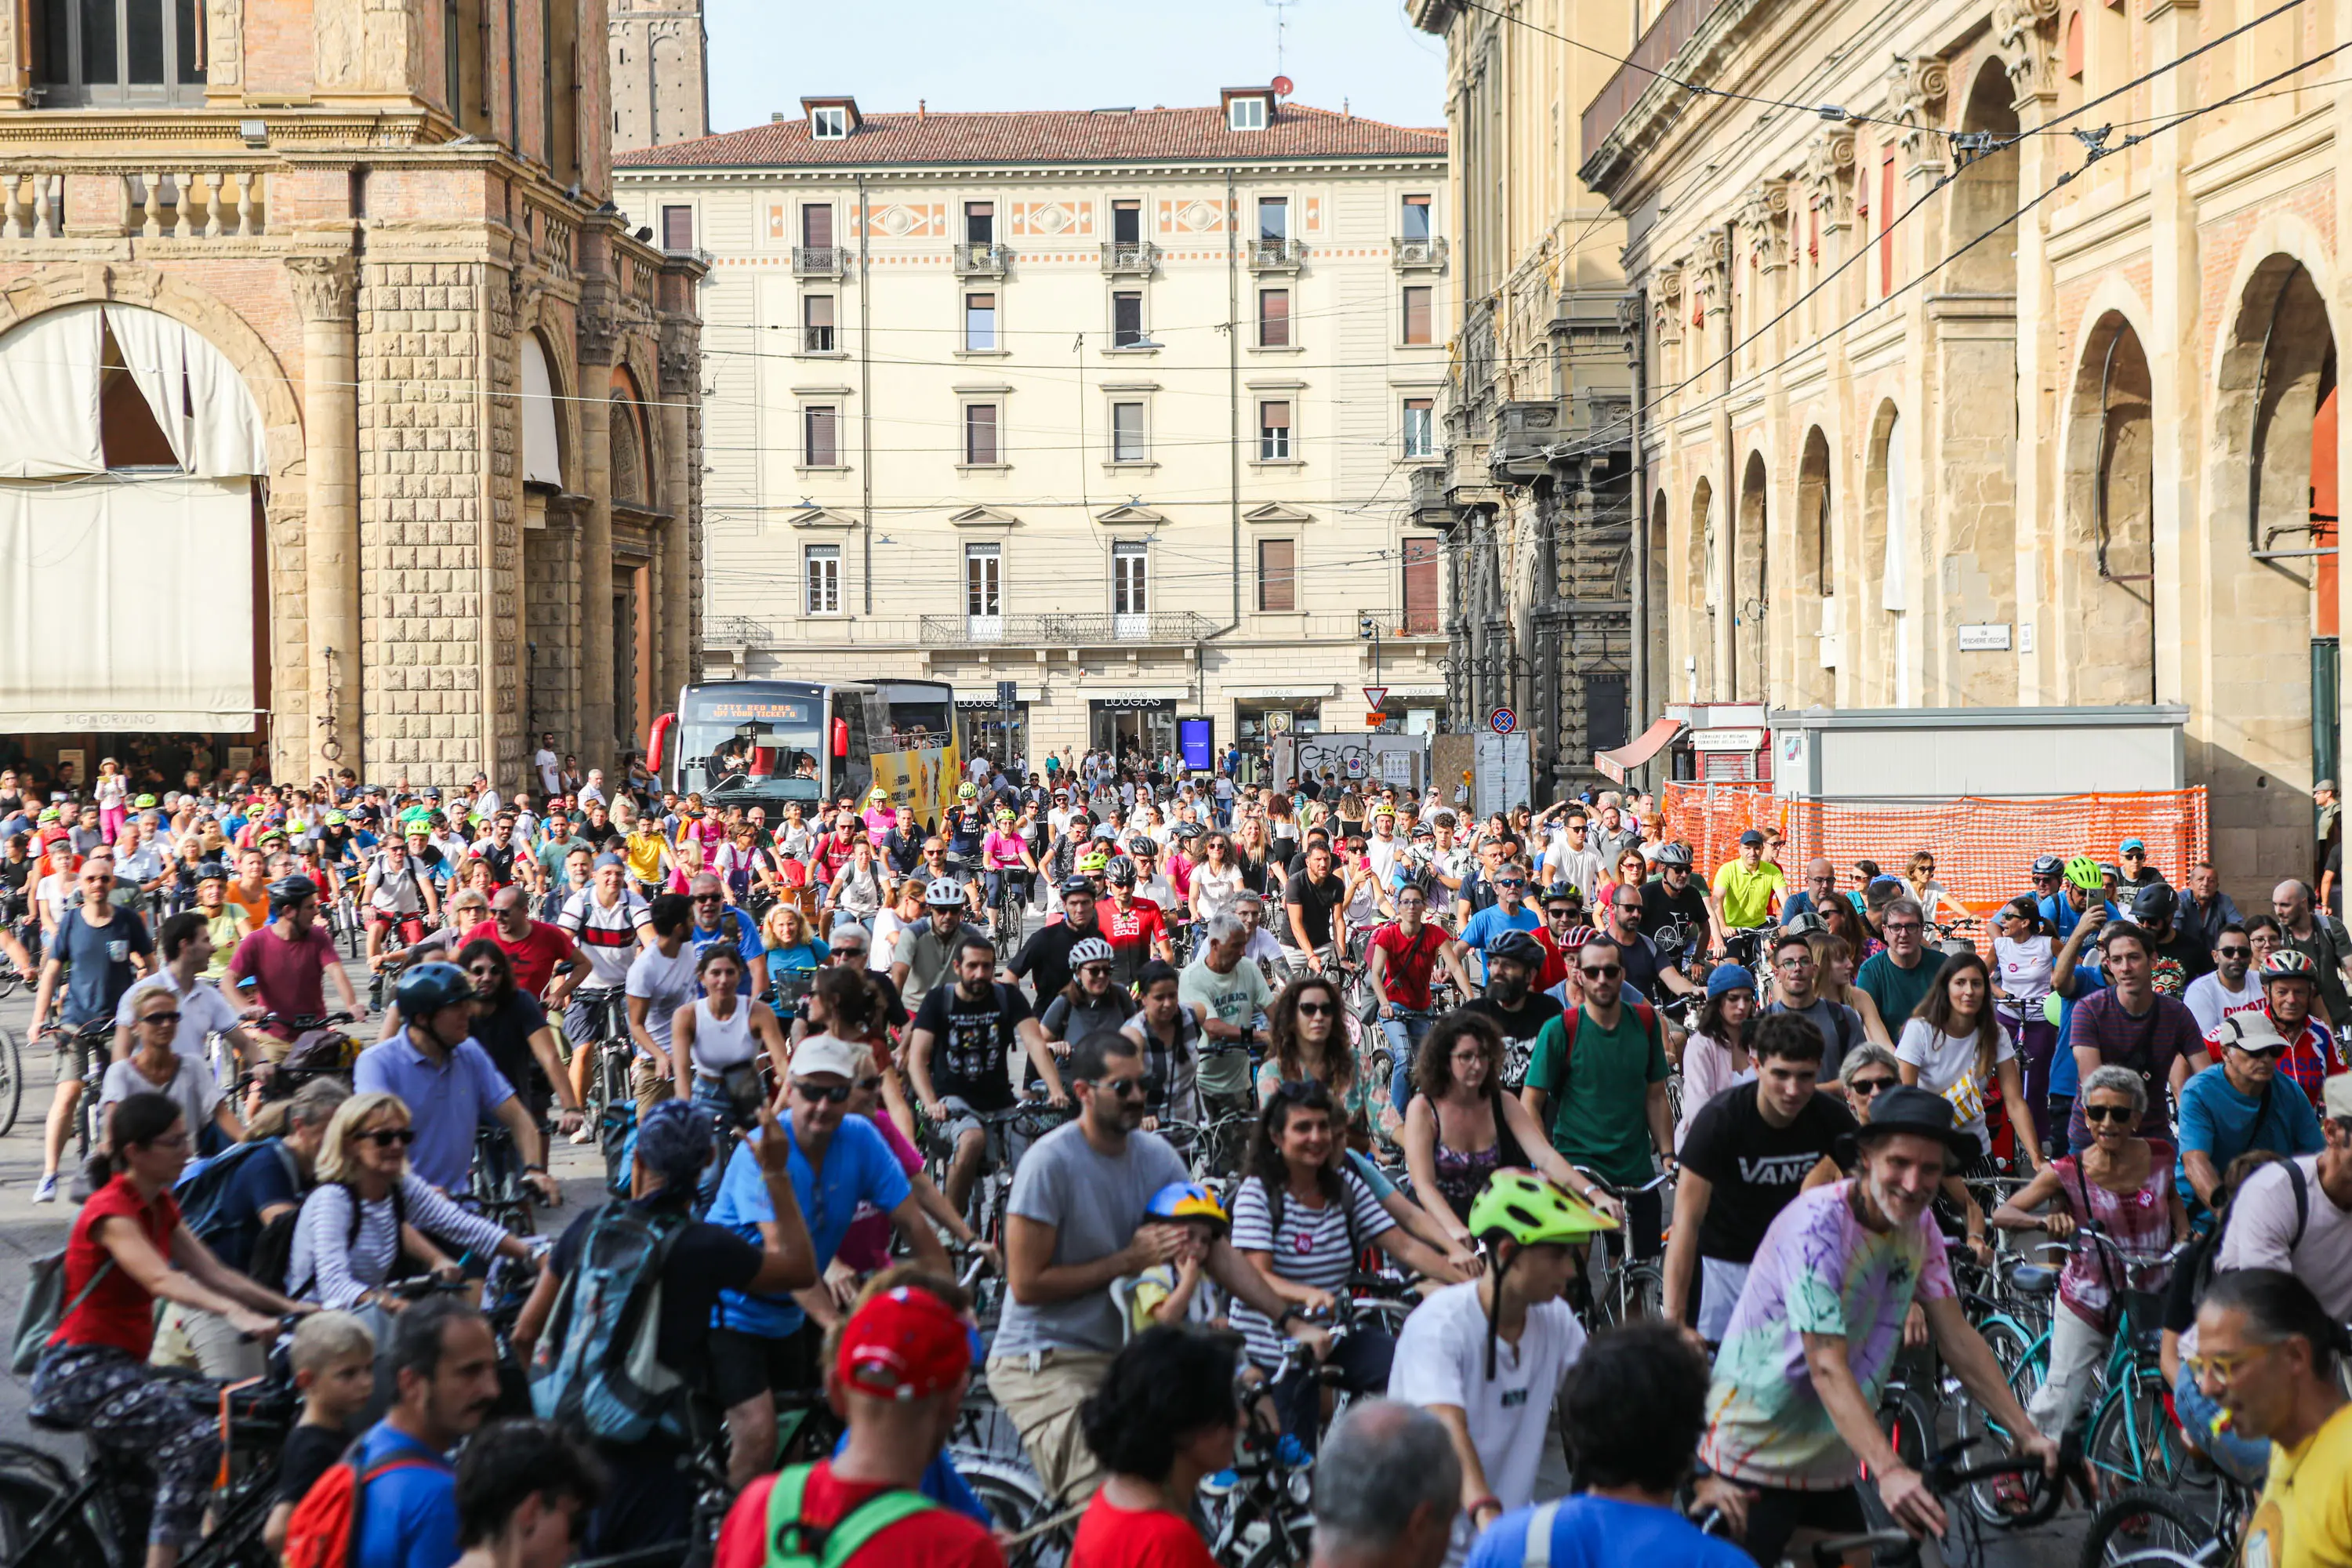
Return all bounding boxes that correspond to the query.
[1808,1431,2067,1568]
[1199,1363,1317,1568]
[1570,1165,1673,1327]
[931,1094,1071,1323]
[989,869,1029,962]
[0,1015,23,1136]
[569,984,633,1151]
[2076,1468,2254,1568]
[468,1120,539,1237]
[0,1318,303,1568]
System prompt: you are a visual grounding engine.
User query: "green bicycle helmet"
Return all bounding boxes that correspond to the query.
[133,793,158,809]
[1076,847,1111,875]
[2062,855,2104,893]
[2042,990,2064,1028]
[1468,1170,1616,1249]
[1468,1171,1615,1379]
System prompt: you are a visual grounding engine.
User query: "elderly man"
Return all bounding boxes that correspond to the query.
[1779,858,1844,926]
[1310,1402,1463,1568]
[2178,859,2244,952]
[2273,877,2350,1029]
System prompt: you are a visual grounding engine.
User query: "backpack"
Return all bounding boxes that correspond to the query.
[529,1202,692,1443]
[173,1138,299,1247]
[291,1182,408,1298]
[760,1462,937,1568]
[279,1435,445,1568]
[1543,1000,1662,1104]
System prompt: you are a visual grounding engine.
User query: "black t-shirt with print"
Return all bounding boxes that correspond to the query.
[1678,1087,1858,1263]
[1461,991,1566,1093]
[912,980,1034,1112]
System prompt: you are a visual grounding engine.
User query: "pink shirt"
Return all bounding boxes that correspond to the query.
[834,1111,924,1274]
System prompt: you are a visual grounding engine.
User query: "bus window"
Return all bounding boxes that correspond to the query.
[835,696,874,804]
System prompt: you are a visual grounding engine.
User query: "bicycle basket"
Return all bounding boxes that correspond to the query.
[2118,1289,2165,1359]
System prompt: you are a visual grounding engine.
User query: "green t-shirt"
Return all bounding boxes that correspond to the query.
[1856,949,1947,1035]
[1711,859,1785,930]
[1179,956,1269,1098]
[1523,1003,1668,1188]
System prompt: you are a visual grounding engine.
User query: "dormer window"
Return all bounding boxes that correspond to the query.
[811,106,847,139]
[1228,95,1268,132]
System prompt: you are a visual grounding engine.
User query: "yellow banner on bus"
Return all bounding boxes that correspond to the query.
[869,740,961,831]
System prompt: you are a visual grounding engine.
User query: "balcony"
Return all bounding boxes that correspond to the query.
[0,164,272,239]
[1392,235,1448,270]
[1100,241,1159,275]
[954,242,1011,278]
[918,610,1219,647]
[1247,237,1305,272]
[793,245,848,278]
[1490,400,1564,481]
[1581,0,1730,181]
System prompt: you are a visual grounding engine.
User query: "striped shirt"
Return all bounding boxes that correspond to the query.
[558,887,652,986]
[1228,1170,1392,1367]
[287,1174,512,1308]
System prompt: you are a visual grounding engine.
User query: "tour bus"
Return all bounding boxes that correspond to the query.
[646,677,962,821]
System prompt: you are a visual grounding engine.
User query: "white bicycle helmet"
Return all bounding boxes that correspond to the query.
[924,877,967,908]
[1069,937,1116,968]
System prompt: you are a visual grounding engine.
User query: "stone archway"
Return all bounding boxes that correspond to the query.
[1735,448,1769,702]
[1863,401,1908,705]
[1648,487,1671,711]
[1795,426,1835,706]
[2205,252,2339,877]
[1687,474,1715,701]
[2060,310,2155,703]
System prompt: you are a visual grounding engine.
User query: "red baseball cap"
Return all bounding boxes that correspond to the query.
[837,1287,971,1402]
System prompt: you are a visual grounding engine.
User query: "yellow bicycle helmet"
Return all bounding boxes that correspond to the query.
[2062,855,2105,893]
[1147,1181,1230,1234]
[1468,1171,1616,1378]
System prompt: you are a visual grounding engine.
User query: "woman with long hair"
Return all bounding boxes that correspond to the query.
[1231,1080,1450,1447]
[1189,831,1247,923]
[1232,815,1277,898]
[1808,930,1893,1046]
[1257,974,1370,1135]
[1903,849,1969,925]
[454,938,576,1135]
[759,902,829,985]
[1896,949,2045,1174]
[28,1093,306,1568]
[1399,1009,1581,1258]
[1611,846,1649,895]
[803,961,914,1142]
[1990,896,2061,1149]
[1676,964,1759,1151]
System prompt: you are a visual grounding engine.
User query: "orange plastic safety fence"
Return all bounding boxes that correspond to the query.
[1658,783,2211,914]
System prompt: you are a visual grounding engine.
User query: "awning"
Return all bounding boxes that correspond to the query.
[1090,691,1185,709]
[1595,717,1683,784]
[0,303,265,478]
[0,474,259,731]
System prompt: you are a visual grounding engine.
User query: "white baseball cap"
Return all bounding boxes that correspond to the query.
[790,1034,862,1081]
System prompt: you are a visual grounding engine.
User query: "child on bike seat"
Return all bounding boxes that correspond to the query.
[263,1309,377,1558]
[1118,1181,1231,1335]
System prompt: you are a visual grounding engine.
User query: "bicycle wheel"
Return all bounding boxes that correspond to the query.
[953,1453,1071,1568]
[0,1460,107,1568]
[1951,1319,2046,1526]
[0,1025,22,1137]
[2077,1486,2215,1568]
[2087,1373,2192,1502]
[1877,1383,1938,1475]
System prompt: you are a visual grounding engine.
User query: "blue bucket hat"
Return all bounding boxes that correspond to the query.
[1707,963,1757,1000]
[634,1101,714,1191]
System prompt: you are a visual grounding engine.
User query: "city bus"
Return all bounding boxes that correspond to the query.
[645,677,962,820]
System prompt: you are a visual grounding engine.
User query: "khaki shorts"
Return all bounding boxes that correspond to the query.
[630,1051,675,1120]
[986,1349,1116,1506]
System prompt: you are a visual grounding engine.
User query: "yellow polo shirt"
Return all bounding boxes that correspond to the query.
[2244,1400,2352,1568]
[1711,858,1785,930]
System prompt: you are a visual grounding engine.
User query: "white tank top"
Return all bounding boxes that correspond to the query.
[690,996,758,1074]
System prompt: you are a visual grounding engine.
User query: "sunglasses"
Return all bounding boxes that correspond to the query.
[138,1010,182,1025]
[692,893,724,902]
[794,1080,855,1104]
[2081,1103,2139,1126]
[2218,946,2252,959]
[1580,964,1622,979]
[359,1127,417,1148]
[1494,879,1526,889]
[2186,1344,2274,1382]
[1295,1001,1336,1017]
[2230,1042,2288,1061]
[1849,1076,1897,1098]
[1098,1076,1150,1099]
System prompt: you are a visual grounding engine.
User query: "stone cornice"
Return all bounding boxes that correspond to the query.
[1578,0,1779,198]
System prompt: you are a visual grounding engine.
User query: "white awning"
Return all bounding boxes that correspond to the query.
[0,303,264,478]
[0,475,259,730]
[521,334,564,486]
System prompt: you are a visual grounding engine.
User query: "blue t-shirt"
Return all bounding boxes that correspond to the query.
[1468,1496,1750,1568]
[708,1112,910,1337]
[1460,902,1541,953]
[2049,964,2110,1099]
[828,1432,992,1525]
[2176,1065,2325,1202]
[353,1422,459,1568]
[769,939,827,975]
[687,909,765,982]
[209,1139,302,1273]
[56,906,153,1027]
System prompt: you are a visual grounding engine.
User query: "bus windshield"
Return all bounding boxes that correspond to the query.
[679,692,825,805]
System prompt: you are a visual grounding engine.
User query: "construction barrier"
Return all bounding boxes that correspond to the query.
[1659,784,2212,913]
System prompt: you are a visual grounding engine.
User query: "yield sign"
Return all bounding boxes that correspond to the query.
[1363,685,1389,709]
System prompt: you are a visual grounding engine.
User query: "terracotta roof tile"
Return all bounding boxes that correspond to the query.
[615,102,1446,170]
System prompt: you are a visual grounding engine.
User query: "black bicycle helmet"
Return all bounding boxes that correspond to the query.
[267,873,320,913]
[1541,882,1581,907]
[1106,858,1138,887]
[1487,930,1545,968]
[2131,880,2177,927]
[396,960,473,1018]
[195,861,228,884]
[2031,852,2063,878]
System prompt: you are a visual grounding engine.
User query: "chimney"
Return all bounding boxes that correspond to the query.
[919,99,927,120]
[1343,98,1352,121]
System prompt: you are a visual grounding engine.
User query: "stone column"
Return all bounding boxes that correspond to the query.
[657,318,696,710]
[577,286,619,775]
[289,254,361,782]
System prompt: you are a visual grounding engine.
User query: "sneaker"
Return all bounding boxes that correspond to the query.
[568,1124,595,1145]
[31,1172,56,1203]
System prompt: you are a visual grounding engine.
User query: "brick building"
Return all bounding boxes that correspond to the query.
[0,0,704,790]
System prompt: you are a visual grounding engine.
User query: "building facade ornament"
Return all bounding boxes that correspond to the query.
[1993,0,2067,104]
[1886,54,1952,162]
[1804,128,1859,230]
[287,255,358,323]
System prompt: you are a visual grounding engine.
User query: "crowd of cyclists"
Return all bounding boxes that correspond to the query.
[5,742,2352,1568]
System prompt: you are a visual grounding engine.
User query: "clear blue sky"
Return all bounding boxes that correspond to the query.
[703,0,1448,134]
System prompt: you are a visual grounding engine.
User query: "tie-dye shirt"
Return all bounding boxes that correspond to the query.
[1697,1179,1955,1490]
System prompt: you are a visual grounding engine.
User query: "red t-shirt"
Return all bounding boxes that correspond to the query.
[54,1176,180,1358]
[1102,898,1167,956]
[1069,1490,1219,1568]
[1372,920,1452,1011]
[1533,926,1577,994]
[714,1465,1004,1568]
[460,917,579,999]
[231,923,341,1037]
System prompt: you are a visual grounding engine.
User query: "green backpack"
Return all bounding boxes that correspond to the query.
[761,1463,938,1568]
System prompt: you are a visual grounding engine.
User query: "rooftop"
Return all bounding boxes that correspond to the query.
[615,100,1446,170]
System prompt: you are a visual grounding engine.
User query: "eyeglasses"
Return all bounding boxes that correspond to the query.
[2082,1102,2138,1123]
[1777,954,1816,970]
[1883,921,1923,935]
[1809,874,1836,887]
[1580,964,1622,979]
[794,1080,855,1104]
[2185,1344,2274,1384]
[1849,1076,1897,1098]
[1296,1001,1335,1017]
[359,1128,417,1148]
[138,1010,182,1025]
[2218,946,2252,959]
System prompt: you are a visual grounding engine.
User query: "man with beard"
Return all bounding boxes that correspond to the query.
[350,1298,508,1568]
[2184,920,2263,1035]
[1523,935,1670,1210]
[1698,1088,2057,1566]
[1009,877,1108,1004]
[1461,931,1564,1094]
[909,932,1068,1214]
